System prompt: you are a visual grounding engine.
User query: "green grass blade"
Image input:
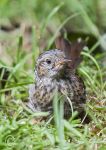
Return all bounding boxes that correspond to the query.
[47,12,81,49]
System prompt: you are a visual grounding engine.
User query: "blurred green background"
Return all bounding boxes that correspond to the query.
[0,0,106,49]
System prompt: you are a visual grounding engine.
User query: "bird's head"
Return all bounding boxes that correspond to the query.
[35,36,85,81]
[35,49,71,80]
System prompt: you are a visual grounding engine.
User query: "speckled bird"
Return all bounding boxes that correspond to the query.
[27,36,86,119]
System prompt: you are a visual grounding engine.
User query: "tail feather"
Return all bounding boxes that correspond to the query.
[55,36,86,70]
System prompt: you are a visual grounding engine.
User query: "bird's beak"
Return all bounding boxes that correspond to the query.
[55,59,71,67]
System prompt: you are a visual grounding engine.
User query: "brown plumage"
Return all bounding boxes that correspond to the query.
[55,35,85,70]
[27,36,86,120]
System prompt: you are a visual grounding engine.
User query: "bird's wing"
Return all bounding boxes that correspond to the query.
[70,74,86,104]
[27,84,40,112]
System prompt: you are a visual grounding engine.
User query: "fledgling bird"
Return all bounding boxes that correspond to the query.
[27,36,86,120]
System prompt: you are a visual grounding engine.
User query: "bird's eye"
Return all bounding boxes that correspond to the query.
[46,59,51,64]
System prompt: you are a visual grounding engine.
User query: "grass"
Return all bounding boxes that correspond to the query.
[0,36,106,150]
[0,0,106,150]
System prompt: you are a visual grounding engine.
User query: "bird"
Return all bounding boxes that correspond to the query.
[27,36,86,120]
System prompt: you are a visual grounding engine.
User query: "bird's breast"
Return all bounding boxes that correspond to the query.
[35,79,74,111]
